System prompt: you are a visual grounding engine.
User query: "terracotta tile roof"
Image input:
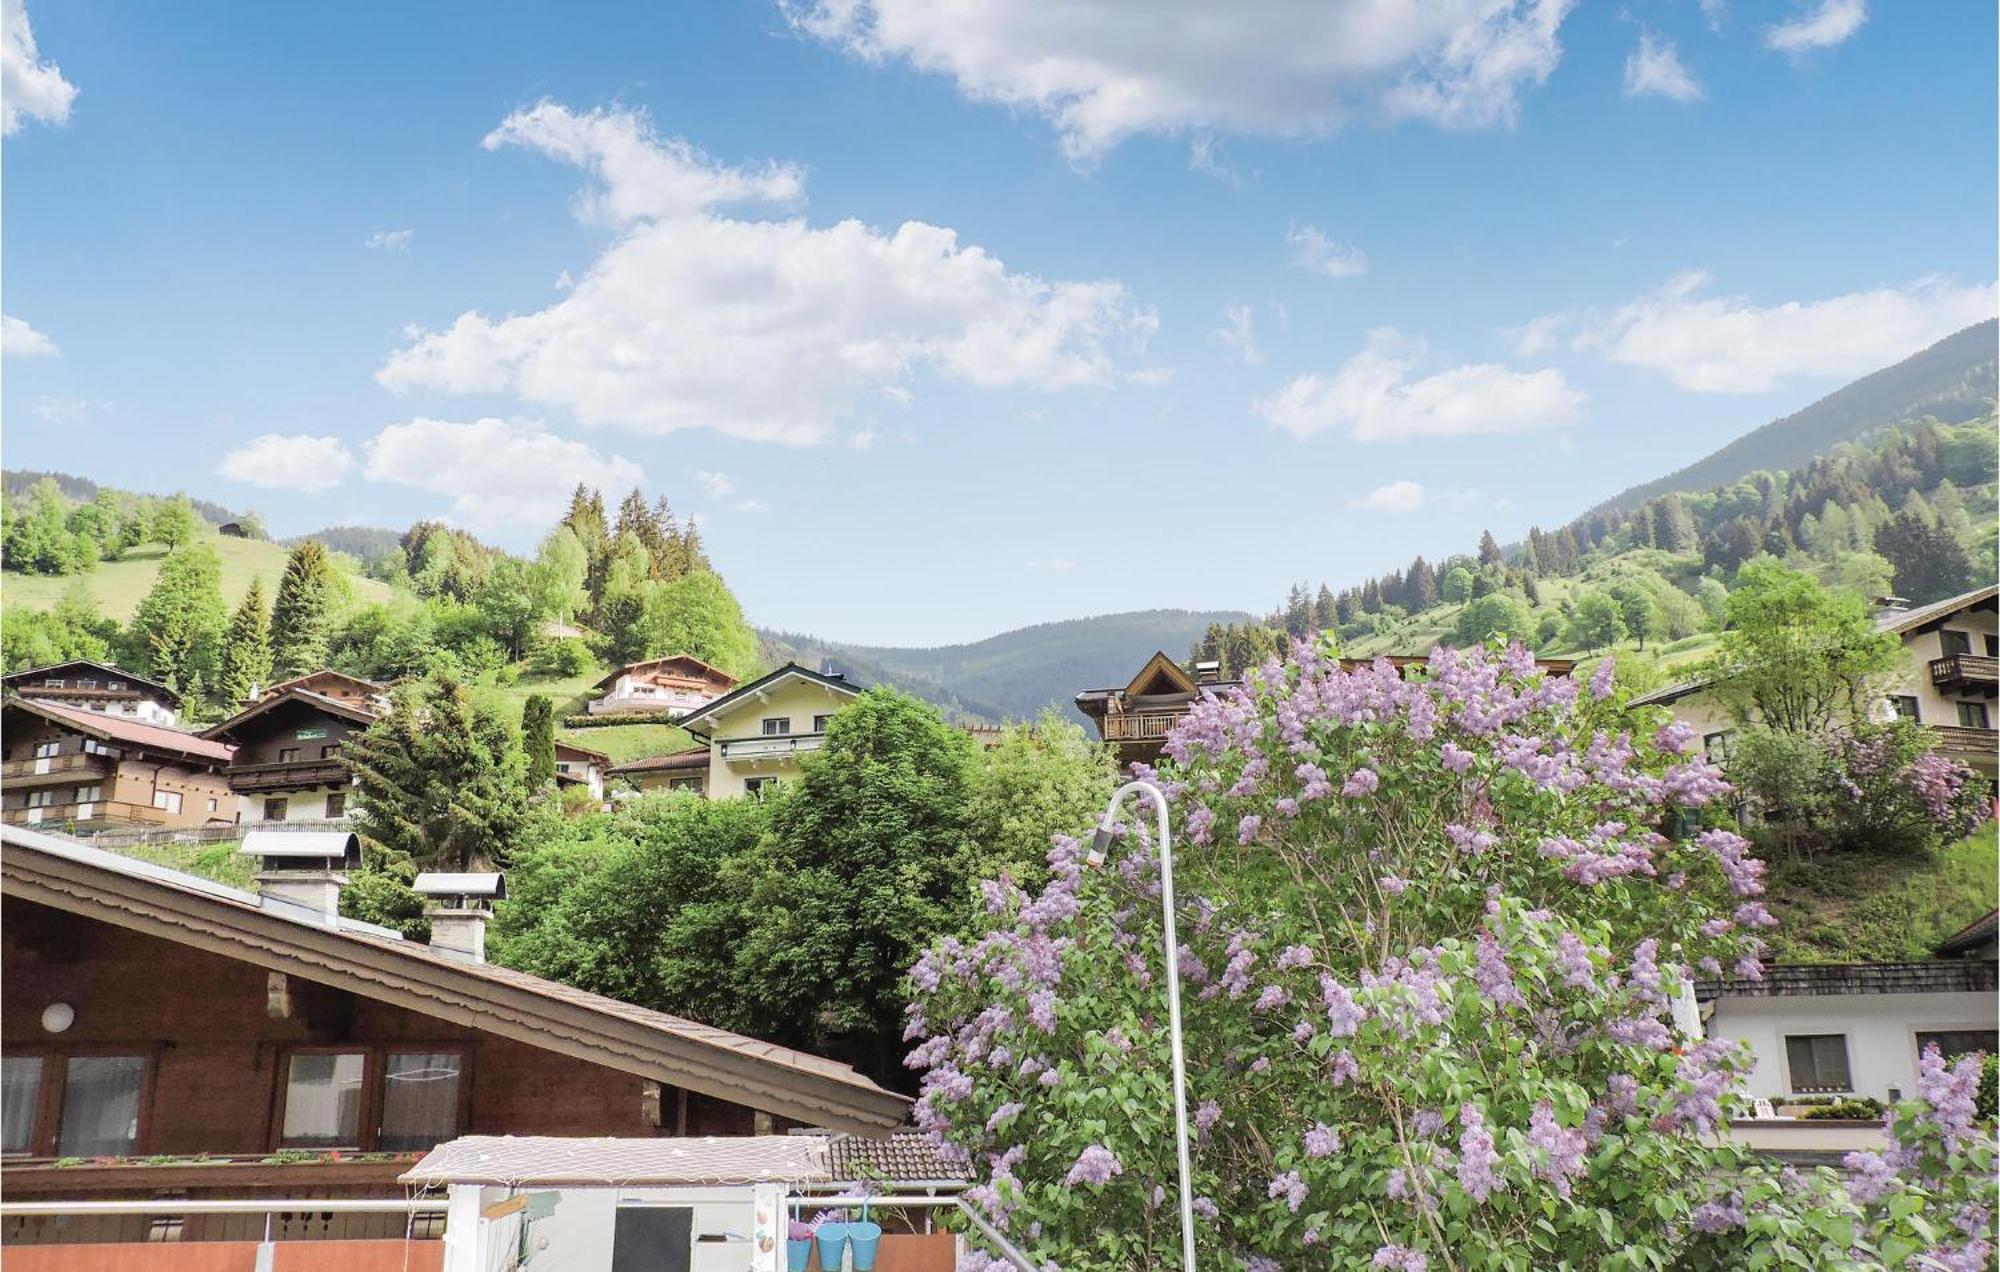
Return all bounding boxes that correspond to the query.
[607,746,712,774]
[5,696,234,763]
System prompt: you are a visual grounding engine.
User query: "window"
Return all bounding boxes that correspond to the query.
[320,745,340,760]
[25,790,59,809]
[556,762,573,773]
[152,791,182,815]
[75,678,97,690]
[280,1052,366,1148]
[760,718,791,737]
[277,748,301,763]
[263,797,289,822]
[324,792,346,818]
[1702,731,1735,761]
[1941,630,1972,657]
[40,678,63,689]
[1958,702,1992,730]
[379,1053,462,1151]
[1987,635,1999,658]
[666,777,704,793]
[3,1057,44,1154]
[812,714,833,733]
[106,681,124,691]
[745,777,780,799]
[1916,1030,1998,1062]
[206,798,219,813]
[57,1056,146,1157]
[1891,695,1921,722]
[82,739,118,757]
[73,785,102,804]
[32,740,59,759]
[1785,1034,1853,1093]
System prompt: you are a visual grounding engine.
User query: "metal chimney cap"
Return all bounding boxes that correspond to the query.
[239,829,359,867]
[412,872,507,900]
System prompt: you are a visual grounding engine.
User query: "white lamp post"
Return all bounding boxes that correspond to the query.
[1088,779,1198,1271]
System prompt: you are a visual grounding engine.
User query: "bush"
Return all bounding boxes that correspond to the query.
[1799,1098,1887,1121]
[1980,1054,1998,1123]
[532,636,596,677]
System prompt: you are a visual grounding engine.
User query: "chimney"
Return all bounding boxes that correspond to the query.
[1193,660,1222,686]
[1872,595,1912,622]
[240,830,360,925]
[413,872,506,963]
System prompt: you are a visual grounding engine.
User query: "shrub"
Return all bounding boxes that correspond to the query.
[532,636,596,678]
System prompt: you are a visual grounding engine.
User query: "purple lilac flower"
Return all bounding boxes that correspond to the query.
[1195,1100,1222,1137]
[1588,658,1616,699]
[1456,1104,1504,1203]
[1237,814,1262,845]
[1191,1196,1219,1219]
[1328,1050,1359,1086]
[1690,1192,1745,1233]
[1268,1169,1308,1212]
[1253,983,1290,1011]
[1439,742,1475,773]
[1275,943,1314,971]
[1527,1102,1587,1198]
[1321,976,1367,1036]
[1556,931,1597,990]
[1342,767,1380,798]
[1373,1244,1429,1270]
[1917,1044,1983,1153]
[1379,874,1410,896]
[1063,1144,1122,1187]
[1473,933,1526,1009]
[985,1102,1024,1133]
[1304,1122,1341,1158]
[1842,1149,1897,1205]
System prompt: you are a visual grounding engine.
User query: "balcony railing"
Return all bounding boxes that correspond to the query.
[3,799,172,828]
[0,753,111,785]
[1930,654,1999,694]
[1928,725,1997,761]
[1102,710,1184,743]
[718,732,825,764]
[226,759,351,792]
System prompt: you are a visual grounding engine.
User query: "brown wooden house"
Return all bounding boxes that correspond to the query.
[2,659,184,726]
[0,823,907,1211]
[202,686,376,825]
[589,654,738,717]
[257,669,390,712]
[1,697,235,832]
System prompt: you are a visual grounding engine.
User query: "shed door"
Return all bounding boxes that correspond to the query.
[612,1205,694,1272]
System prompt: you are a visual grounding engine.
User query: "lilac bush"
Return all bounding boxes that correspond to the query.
[907,643,1997,1269]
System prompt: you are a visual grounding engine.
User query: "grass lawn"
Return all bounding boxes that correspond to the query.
[1764,820,1999,963]
[3,530,391,621]
[464,666,696,763]
[561,722,700,764]
[115,838,255,888]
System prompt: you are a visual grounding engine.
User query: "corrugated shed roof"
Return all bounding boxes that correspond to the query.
[401,1135,829,1187]
[5,696,234,762]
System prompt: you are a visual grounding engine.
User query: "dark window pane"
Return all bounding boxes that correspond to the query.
[3,1057,45,1153]
[1917,1030,1998,1063]
[1942,630,1972,656]
[1957,702,1991,729]
[1784,1034,1851,1093]
[379,1053,461,1152]
[281,1053,365,1148]
[57,1056,144,1157]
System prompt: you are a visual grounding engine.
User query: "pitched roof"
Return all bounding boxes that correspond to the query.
[1124,650,1196,699]
[822,1129,965,1184]
[593,653,738,692]
[402,1134,830,1188]
[203,687,377,742]
[3,696,233,764]
[1694,959,1998,1001]
[262,669,387,698]
[554,740,611,764]
[675,664,859,737]
[1626,678,1711,708]
[1936,908,2000,958]
[1,824,908,1134]
[2,659,182,706]
[607,746,712,775]
[1877,584,2000,636]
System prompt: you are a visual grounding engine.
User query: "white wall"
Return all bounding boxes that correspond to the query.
[233,786,357,824]
[1707,991,1997,1102]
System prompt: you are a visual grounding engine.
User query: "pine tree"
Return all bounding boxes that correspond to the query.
[219,577,273,708]
[1406,557,1439,611]
[1313,584,1338,630]
[346,678,526,872]
[1478,530,1504,568]
[270,540,335,677]
[522,695,557,789]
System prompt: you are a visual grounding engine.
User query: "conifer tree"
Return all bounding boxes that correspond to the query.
[522,695,557,789]
[130,544,228,700]
[219,577,273,708]
[270,540,335,677]
[1477,529,1505,568]
[346,677,526,872]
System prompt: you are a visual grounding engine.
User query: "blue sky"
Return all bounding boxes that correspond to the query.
[4,0,1994,645]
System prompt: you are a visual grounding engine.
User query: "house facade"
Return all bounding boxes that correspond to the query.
[202,685,375,824]
[1,698,234,832]
[673,664,862,800]
[1697,914,1999,1104]
[606,746,713,796]
[0,823,907,1216]
[2,659,183,726]
[553,740,610,800]
[258,669,390,712]
[589,654,738,717]
[1630,584,1998,780]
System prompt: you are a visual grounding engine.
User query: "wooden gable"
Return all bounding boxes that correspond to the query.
[1123,651,1197,701]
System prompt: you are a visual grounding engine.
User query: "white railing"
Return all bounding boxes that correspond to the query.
[719,733,826,764]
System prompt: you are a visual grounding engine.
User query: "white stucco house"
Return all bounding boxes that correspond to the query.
[1699,910,1998,1104]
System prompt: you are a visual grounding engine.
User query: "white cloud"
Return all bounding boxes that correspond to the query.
[1287,223,1368,279]
[696,470,737,499]
[788,0,1576,161]
[846,427,880,449]
[1348,480,1427,512]
[1125,365,1175,387]
[2,0,76,137]
[1623,31,1703,102]
[734,498,770,514]
[1187,135,1240,187]
[365,228,415,251]
[363,417,645,530]
[1212,303,1261,364]
[218,434,357,493]
[380,101,1151,445]
[1504,312,1566,357]
[1765,0,1866,56]
[35,396,109,424]
[2,313,58,357]
[1255,328,1584,442]
[1576,271,1997,393]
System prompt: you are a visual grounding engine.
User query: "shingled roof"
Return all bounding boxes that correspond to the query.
[4,696,233,764]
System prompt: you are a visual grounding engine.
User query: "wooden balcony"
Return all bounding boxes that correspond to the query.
[226,759,350,793]
[1930,654,1998,696]
[718,732,825,765]
[1928,725,1998,766]
[1101,710,1184,743]
[1,754,111,787]
[3,800,171,829]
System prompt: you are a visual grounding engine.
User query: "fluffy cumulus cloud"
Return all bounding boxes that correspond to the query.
[1287,224,1368,279]
[217,434,356,493]
[1255,328,1584,442]
[1577,271,1997,393]
[1765,0,1866,56]
[2,313,58,357]
[363,417,646,529]
[2,0,76,136]
[787,0,1575,161]
[1623,31,1702,102]
[379,101,1150,444]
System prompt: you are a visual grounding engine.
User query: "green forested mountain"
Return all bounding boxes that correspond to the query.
[764,608,1252,723]
[1582,320,1995,520]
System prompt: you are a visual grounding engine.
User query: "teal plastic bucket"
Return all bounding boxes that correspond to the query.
[786,1238,813,1272]
[848,1219,883,1270]
[815,1222,851,1270]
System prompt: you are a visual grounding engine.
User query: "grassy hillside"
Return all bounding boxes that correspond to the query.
[1583,320,1997,520]
[1764,822,1998,963]
[767,608,1253,723]
[3,529,392,621]
[464,666,696,764]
